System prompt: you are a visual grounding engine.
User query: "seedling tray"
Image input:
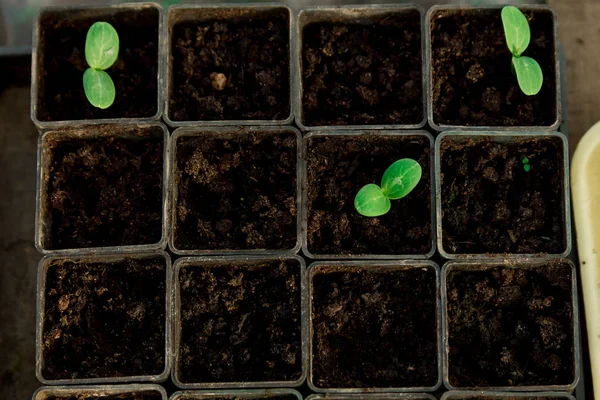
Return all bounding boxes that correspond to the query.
[22,3,588,399]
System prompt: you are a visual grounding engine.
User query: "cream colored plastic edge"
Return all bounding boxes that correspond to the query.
[571,120,600,399]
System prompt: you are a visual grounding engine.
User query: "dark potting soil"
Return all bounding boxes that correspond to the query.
[440,136,565,254]
[430,8,557,127]
[311,265,438,388]
[174,132,297,251]
[44,128,164,250]
[446,262,574,387]
[37,8,159,121]
[169,9,290,121]
[46,393,162,400]
[177,259,302,383]
[41,257,166,380]
[306,135,431,255]
[302,10,423,126]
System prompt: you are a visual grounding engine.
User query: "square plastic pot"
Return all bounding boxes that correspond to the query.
[171,255,308,389]
[307,260,442,393]
[170,390,302,400]
[169,126,302,256]
[33,384,168,400]
[31,3,165,130]
[441,391,575,400]
[441,259,580,392]
[35,123,170,256]
[36,251,172,385]
[295,5,426,131]
[435,131,571,259]
[164,4,294,128]
[425,5,561,132]
[302,130,435,259]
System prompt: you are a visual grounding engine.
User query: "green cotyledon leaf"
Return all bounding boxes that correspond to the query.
[380,158,422,200]
[512,56,543,96]
[83,68,116,109]
[501,6,530,56]
[85,21,119,70]
[354,184,391,217]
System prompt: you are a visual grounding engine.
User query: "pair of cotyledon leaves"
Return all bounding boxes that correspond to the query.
[501,6,543,96]
[83,21,119,109]
[354,159,422,217]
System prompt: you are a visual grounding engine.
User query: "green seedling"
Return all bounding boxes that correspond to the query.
[354,158,422,217]
[501,6,543,96]
[83,21,119,109]
[522,156,531,172]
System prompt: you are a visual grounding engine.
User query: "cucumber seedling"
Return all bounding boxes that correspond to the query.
[354,158,422,217]
[501,6,543,96]
[83,21,119,109]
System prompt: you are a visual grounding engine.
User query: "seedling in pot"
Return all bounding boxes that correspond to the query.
[355,158,422,217]
[522,156,531,171]
[501,6,543,96]
[84,21,119,109]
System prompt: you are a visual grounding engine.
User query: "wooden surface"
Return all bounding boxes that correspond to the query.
[549,0,600,154]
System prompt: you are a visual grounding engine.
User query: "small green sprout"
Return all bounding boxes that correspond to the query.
[354,158,422,217]
[501,6,543,96]
[522,156,531,172]
[83,21,119,109]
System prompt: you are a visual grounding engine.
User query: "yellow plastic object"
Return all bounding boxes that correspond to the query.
[571,120,600,399]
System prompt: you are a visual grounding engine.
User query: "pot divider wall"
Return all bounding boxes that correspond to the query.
[31,3,165,130]
[36,252,172,385]
[33,385,168,400]
[295,5,426,131]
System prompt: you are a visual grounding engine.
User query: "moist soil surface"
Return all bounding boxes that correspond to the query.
[311,265,438,388]
[37,8,159,121]
[302,10,422,126]
[45,129,163,250]
[306,134,431,255]
[430,9,557,127]
[169,9,290,121]
[174,132,297,251]
[440,136,565,254]
[177,259,302,383]
[446,262,574,387]
[46,393,162,400]
[41,257,166,380]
